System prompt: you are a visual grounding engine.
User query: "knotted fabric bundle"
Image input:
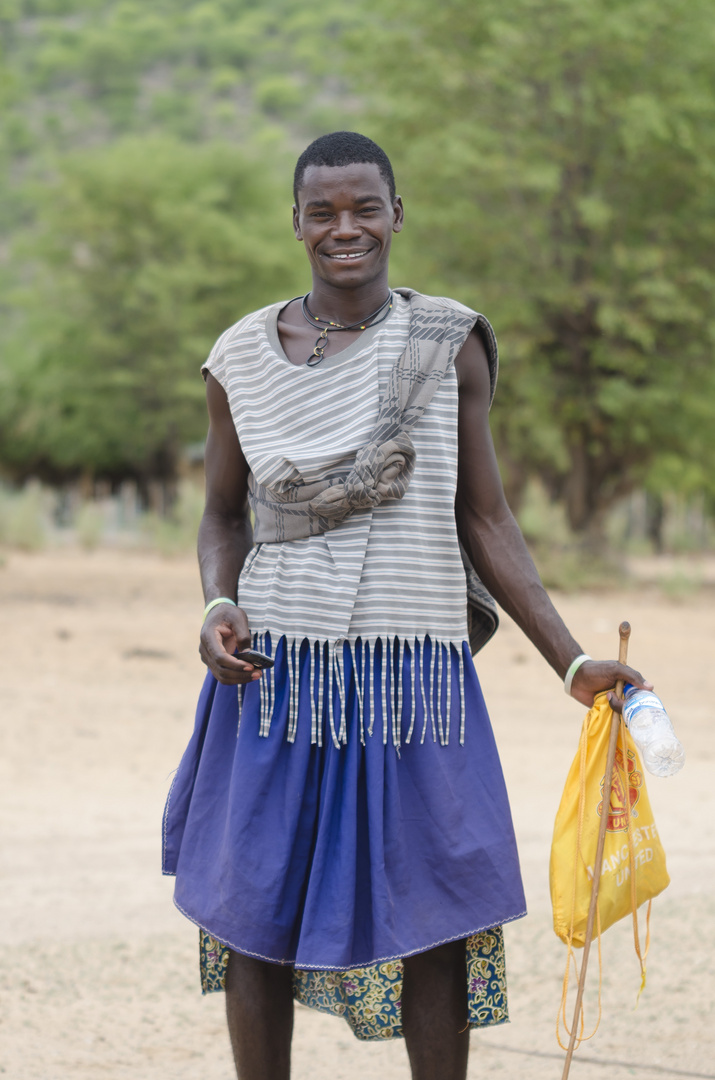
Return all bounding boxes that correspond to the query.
[308,432,415,520]
[249,289,497,542]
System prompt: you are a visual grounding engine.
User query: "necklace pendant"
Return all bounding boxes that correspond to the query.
[300,289,393,367]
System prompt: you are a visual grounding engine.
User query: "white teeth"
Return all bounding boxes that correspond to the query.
[331,252,367,259]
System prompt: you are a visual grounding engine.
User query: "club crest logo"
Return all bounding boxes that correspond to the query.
[597,745,642,832]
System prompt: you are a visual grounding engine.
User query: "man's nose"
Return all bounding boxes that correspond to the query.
[331,212,362,238]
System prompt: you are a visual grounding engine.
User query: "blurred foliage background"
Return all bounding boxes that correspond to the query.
[0,0,714,563]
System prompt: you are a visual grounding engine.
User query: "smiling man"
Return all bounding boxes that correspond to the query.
[163,131,649,1080]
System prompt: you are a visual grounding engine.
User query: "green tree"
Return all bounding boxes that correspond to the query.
[0,0,354,482]
[1,137,306,480]
[347,0,715,542]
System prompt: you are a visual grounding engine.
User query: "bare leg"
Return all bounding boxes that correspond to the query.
[225,949,294,1080]
[402,940,469,1080]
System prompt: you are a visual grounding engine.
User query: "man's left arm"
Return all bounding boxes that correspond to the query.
[454,329,652,707]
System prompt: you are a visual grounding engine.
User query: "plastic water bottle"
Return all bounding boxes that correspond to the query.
[622,684,685,777]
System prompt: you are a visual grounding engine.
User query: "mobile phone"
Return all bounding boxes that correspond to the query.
[235,649,275,669]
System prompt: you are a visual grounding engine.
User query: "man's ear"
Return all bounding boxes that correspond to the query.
[293,204,303,241]
[392,196,404,234]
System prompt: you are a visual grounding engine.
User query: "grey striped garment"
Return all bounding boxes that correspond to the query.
[202,291,494,750]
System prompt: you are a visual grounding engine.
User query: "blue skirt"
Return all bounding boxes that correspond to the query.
[163,637,526,1039]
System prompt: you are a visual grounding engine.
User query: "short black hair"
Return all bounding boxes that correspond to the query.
[293,131,396,204]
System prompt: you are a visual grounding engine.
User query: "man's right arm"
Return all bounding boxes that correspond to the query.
[197,372,260,686]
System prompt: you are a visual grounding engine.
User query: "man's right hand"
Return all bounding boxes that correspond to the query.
[199,604,262,685]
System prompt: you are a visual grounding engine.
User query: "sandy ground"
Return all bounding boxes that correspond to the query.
[0,548,713,1080]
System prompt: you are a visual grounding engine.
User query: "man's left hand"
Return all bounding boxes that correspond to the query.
[570,660,653,711]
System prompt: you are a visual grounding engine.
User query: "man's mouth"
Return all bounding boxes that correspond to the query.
[325,250,371,261]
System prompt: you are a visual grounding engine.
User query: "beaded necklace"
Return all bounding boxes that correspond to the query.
[301,291,393,367]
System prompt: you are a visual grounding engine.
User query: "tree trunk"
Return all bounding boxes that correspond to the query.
[645,492,664,554]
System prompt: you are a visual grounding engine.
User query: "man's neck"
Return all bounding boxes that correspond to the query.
[306,277,391,326]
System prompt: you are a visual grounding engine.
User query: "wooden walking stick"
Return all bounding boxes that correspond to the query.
[560,621,631,1080]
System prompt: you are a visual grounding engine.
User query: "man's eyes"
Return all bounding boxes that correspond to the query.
[310,207,380,219]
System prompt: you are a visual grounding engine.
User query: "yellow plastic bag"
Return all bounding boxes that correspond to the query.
[551,693,670,1050]
[550,691,670,947]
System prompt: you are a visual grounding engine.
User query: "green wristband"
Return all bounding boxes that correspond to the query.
[202,596,237,623]
[564,653,591,697]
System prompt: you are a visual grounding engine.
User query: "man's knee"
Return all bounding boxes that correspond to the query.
[404,939,466,979]
[226,950,293,993]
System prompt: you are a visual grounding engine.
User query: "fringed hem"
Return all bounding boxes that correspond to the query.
[247,633,469,749]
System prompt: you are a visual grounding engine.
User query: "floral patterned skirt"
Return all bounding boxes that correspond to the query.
[199,925,508,1040]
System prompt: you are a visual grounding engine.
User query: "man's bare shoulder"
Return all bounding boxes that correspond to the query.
[455,330,492,400]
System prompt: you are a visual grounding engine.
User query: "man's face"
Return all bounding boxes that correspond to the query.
[293,162,403,290]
